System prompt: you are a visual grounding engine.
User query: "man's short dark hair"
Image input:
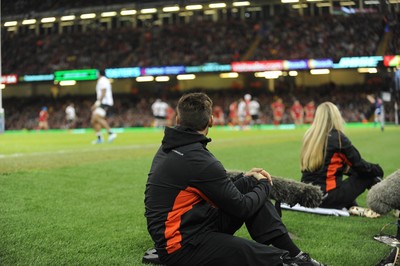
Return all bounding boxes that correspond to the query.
[98,69,106,77]
[177,93,213,131]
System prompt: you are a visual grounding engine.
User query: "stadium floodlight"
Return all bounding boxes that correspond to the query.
[316,2,332,7]
[209,3,227,8]
[281,0,299,3]
[59,80,76,86]
[233,1,251,7]
[254,72,265,77]
[41,17,56,23]
[246,6,262,11]
[138,15,153,20]
[120,9,137,15]
[80,13,96,19]
[289,71,298,76]
[388,0,400,3]
[177,74,196,80]
[136,76,154,82]
[340,1,355,6]
[179,11,194,16]
[306,0,323,1]
[6,27,17,32]
[292,4,308,8]
[101,11,117,17]
[4,21,17,27]
[155,76,170,82]
[22,19,37,25]
[266,71,282,79]
[141,8,157,14]
[1,84,5,90]
[204,10,217,15]
[358,68,378,73]
[61,15,76,21]
[219,72,239,78]
[4,21,18,27]
[163,6,180,12]
[310,69,330,75]
[185,5,203,10]
[254,71,282,78]
[364,0,380,4]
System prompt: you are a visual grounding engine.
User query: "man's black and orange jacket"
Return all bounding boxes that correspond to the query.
[145,126,271,259]
[301,129,380,193]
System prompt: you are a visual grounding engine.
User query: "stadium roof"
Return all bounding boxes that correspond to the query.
[1,0,395,18]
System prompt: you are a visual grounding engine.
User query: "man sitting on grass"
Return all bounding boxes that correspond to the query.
[144,92,324,266]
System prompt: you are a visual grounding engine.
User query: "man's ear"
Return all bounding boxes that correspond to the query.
[176,116,180,125]
[209,115,214,128]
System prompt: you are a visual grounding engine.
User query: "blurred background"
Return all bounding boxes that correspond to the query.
[1,0,399,131]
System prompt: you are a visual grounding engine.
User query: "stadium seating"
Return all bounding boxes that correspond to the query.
[1,1,398,130]
[2,14,389,75]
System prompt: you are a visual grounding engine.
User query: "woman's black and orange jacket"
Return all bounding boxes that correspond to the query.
[144,126,271,259]
[301,129,380,193]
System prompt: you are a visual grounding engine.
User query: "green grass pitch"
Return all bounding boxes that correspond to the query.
[0,124,399,265]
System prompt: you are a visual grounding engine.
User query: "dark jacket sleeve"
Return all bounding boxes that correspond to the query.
[340,132,380,175]
[191,160,271,220]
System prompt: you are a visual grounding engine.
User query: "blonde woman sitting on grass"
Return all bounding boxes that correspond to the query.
[300,102,383,217]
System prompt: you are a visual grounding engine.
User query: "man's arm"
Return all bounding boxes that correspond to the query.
[192,161,272,220]
[340,132,383,177]
[92,88,106,110]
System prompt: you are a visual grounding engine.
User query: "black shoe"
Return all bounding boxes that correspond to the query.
[283,252,325,266]
[375,247,399,266]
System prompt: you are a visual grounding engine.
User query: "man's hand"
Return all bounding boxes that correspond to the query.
[244,168,273,185]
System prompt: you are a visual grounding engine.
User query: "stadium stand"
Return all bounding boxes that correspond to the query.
[2,14,388,74]
[1,1,399,130]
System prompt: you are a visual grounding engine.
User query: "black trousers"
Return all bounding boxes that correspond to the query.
[162,176,289,266]
[320,169,377,209]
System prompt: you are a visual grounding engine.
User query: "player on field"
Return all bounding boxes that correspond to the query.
[237,94,251,129]
[65,103,77,129]
[91,69,117,144]
[228,99,238,126]
[271,97,284,127]
[290,99,304,126]
[367,94,384,132]
[248,96,261,126]
[38,106,49,130]
[212,104,225,126]
[304,100,316,124]
[151,98,169,128]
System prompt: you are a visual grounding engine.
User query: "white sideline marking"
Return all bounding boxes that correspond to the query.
[0,134,278,159]
[0,143,159,159]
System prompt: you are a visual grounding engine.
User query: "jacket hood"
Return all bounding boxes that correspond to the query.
[162,126,211,152]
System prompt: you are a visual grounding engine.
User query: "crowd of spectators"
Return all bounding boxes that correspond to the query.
[3,26,142,75]
[387,16,400,55]
[2,13,389,75]
[2,2,398,131]
[252,14,384,61]
[3,83,396,131]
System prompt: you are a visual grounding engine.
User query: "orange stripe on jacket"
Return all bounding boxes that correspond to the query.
[164,186,213,254]
[326,153,343,191]
[339,153,352,167]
